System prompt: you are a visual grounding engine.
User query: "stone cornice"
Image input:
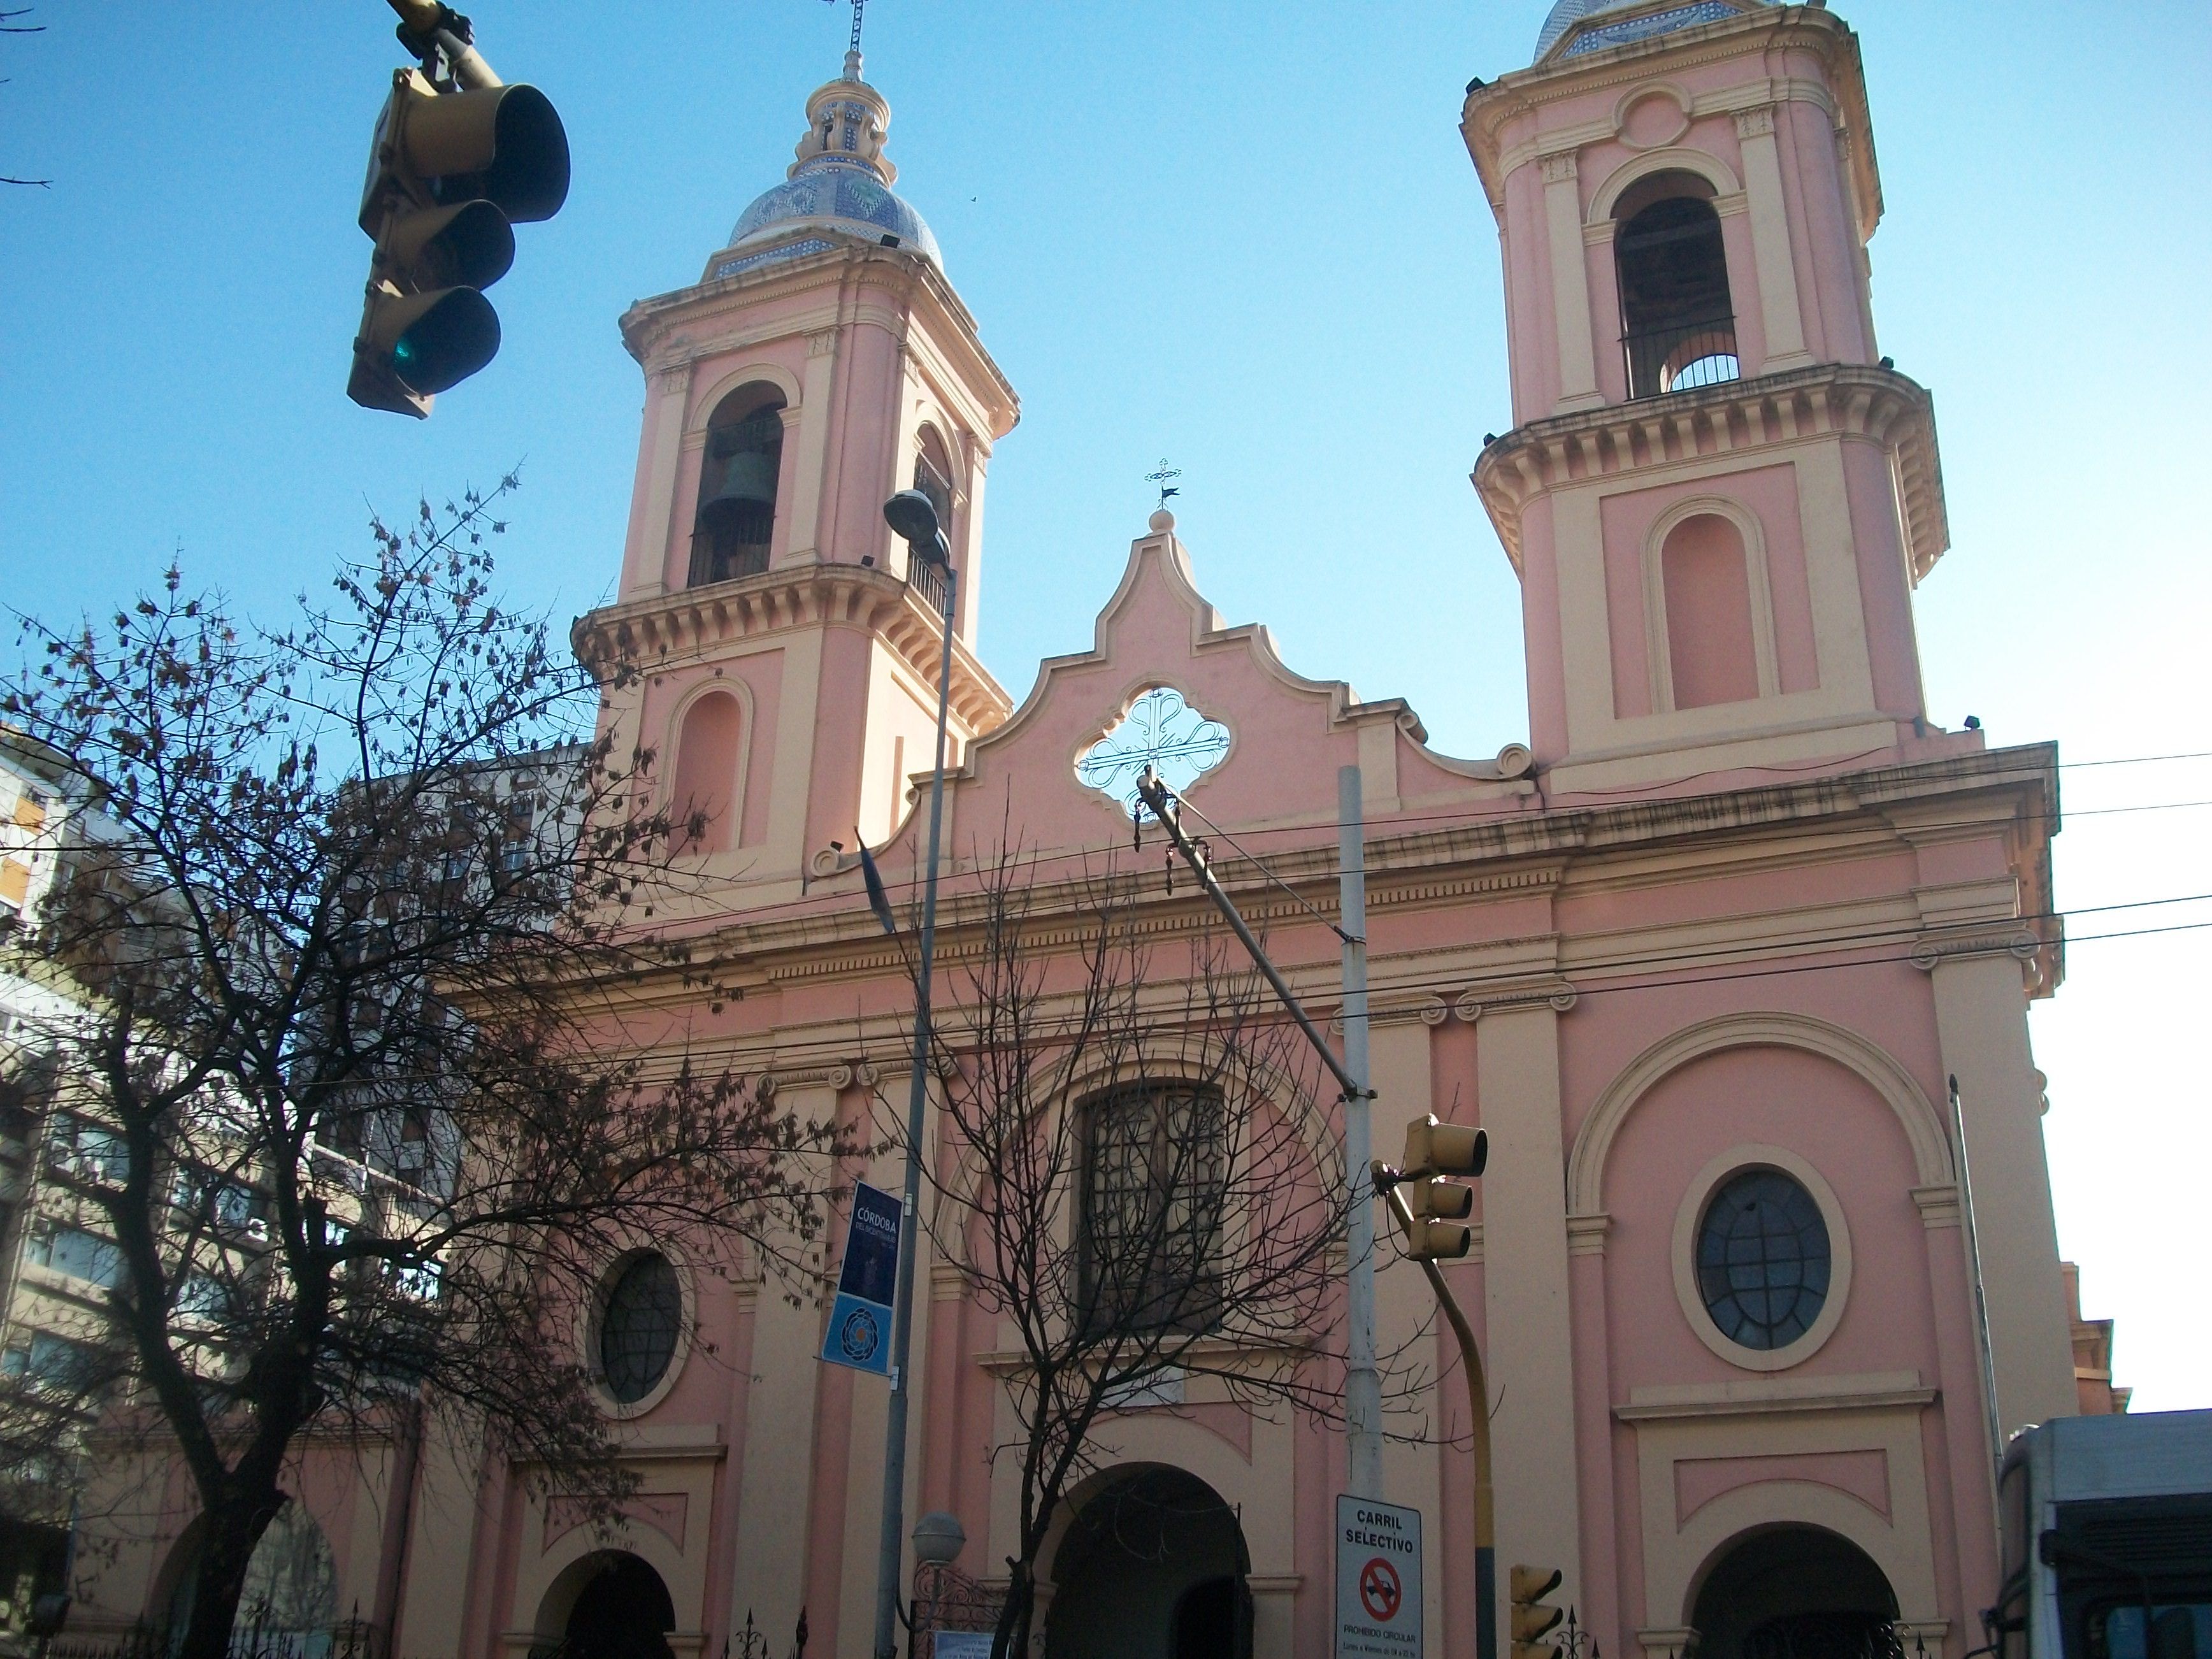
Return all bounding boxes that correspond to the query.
[1463,6,1878,231]
[601,746,2057,1016]
[1472,363,1948,582]
[1614,1368,1934,1422]
[570,564,1012,733]
[618,241,1019,440]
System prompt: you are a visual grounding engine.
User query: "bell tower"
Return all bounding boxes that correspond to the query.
[1465,0,1958,794]
[575,50,1018,906]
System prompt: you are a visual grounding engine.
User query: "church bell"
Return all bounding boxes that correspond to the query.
[698,445,780,532]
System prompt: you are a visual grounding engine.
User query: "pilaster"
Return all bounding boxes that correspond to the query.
[1920,947,2078,1432]
[1734,106,1814,374]
[1541,150,1605,414]
[1472,995,1583,1639]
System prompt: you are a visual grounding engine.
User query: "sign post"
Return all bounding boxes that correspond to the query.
[820,1181,903,1376]
[1337,1495,1423,1659]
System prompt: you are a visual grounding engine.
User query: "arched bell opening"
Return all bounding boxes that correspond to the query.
[1689,1525,1903,1659]
[906,424,959,616]
[1615,171,1740,399]
[690,386,787,588]
[1043,1465,1253,1659]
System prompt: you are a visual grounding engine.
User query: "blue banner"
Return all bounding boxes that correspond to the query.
[820,1180,903,1377]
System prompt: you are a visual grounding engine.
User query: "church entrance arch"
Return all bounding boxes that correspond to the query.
[1043,1467,1252,1659]
[1690,1526,1903,1659]
[542,1552,676,1659]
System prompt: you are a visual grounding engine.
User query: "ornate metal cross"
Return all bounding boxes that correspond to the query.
[1146,458,1182,510]
[823,0,866,57]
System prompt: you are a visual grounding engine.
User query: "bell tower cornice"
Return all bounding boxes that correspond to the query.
[571,563,1012,738]
[617,242,1017,446]
[1462,4,1881,238]
[1474,362,1948,580]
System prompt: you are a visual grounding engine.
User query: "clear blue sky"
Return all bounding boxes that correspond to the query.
[4,2,2208,1409]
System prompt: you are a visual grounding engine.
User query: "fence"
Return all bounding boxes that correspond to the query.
[1622,313,1740,399]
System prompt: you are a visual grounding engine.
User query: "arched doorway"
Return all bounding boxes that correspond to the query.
[165,1500,340,1659]
[1044,1467,1253,1659]
[556,1553,675,1659]
[1691,1527,1903,1659]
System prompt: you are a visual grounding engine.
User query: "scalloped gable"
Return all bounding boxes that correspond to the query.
[856,518,1527,877]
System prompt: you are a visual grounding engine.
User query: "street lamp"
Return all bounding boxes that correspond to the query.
[870,489,961,1659]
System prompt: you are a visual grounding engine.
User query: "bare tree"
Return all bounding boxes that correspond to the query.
[0,484,828,1659]
[898,845,1355,1658]
[1,8,50,188]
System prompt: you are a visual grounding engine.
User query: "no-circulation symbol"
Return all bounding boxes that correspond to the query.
[1359,1557,1402,1623]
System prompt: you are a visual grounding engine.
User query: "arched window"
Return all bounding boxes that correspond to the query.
[690,387,786,587]
[1662,512,1761,710]
[1077,1081,1226,1337]
[669,691,743,856]
[913,426,955,536]
[908,426,958,614]
[1616,173,1739,398]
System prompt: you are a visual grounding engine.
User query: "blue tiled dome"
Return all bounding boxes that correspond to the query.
[1535,0,1772,63]
[724,158,942,273]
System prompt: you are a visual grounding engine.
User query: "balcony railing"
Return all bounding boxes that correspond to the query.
[1623,313,1739,400]
[907,554,952,621]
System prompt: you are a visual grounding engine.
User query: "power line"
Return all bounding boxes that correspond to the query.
[752,787,2212,927]
[685,897,2212,1075]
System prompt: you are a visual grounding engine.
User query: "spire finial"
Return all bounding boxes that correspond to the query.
[836,0,867,78]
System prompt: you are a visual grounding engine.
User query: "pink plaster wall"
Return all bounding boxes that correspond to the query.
[1597,462,1820,710]
[1841,435,1929,722]
[1662,514,1762,710]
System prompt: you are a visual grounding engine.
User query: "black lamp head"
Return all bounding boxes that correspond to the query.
[882,489,945,559]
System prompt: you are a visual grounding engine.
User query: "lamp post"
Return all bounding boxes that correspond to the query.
[872,489,960,1659]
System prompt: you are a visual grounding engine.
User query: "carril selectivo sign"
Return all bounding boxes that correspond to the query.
[1337,1495,1423,1659]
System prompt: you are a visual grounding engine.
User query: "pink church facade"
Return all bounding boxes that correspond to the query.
[72,4,2086,1656]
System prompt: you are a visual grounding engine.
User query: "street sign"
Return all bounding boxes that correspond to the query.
[820,1181,903,1377]
[1337,1495,1423,1659]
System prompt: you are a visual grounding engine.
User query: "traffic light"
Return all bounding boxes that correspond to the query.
[1510,1565,1565,1659]
[1398,1114,1488,1261]
[350,61,569,416]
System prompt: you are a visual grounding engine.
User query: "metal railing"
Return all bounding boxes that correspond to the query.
[905,554,952,621]
[1623,313,1739,399]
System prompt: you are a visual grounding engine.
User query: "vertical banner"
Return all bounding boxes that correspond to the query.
[1337,1495,1423,1659]
[820,1180,903,1377]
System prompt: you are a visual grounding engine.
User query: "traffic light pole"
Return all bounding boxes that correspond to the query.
[1378,1175,1498,1659]
[1133,772,1360,1105]
[1133,772,1391,1489]
[384,0,503,87]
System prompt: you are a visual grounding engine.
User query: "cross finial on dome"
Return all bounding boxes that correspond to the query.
[837,0,866,79]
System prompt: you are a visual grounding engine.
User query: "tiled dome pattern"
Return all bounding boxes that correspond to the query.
[722,159,942,275]
[1534,0,1772,62]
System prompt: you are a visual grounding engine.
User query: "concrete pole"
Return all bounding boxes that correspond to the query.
[872,564,958,1659]
[1339,766,1383,1500]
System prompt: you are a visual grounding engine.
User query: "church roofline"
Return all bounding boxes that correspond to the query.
[586,740,2062,1023]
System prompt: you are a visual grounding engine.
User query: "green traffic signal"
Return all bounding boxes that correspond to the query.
[350,66,568,417]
